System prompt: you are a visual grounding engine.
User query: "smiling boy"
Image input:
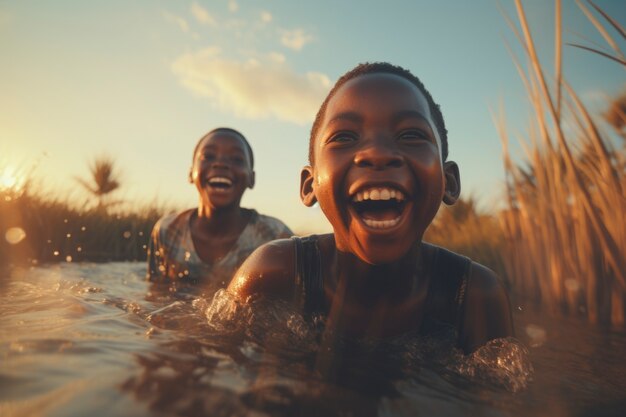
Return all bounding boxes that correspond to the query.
[228,63,513,353]
[148,128,292,289]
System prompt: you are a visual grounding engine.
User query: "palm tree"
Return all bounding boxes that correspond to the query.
[75,155,122,211]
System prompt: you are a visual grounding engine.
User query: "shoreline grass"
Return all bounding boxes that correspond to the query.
[0,185,169,267]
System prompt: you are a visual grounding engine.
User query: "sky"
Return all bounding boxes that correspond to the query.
[1,0,624,233]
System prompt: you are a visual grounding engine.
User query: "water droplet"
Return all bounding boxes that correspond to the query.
[81,226,86,231]
[184,251,191,261]
[5,227,26,244]
[47,239,52,244]
[53,251,60,256]
[184,270,189,275]
[525,324,547,347]
[517,306,523,311]
[31,259,38,265]
[4,196,12,202]
[138,231,143,236]
[77,246,82,252]
[66,233,71,238]
[178,272,184,278]
[142,245,147,249]
[123,231,131,239]
[63,219,68,223]
[65,255,72,262]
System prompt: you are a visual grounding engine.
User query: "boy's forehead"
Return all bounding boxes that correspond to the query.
[317,73,441,147]
[196,132,248,154]
[320,74,437,137]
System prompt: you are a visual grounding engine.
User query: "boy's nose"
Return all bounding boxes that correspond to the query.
[354,141,403,169]
[211,155,231,168]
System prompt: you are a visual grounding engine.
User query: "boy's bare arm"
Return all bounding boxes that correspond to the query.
[460,263,514,354]
[228,238,297,300]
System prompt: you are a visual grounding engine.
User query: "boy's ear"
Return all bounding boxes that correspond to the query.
[443,161,461,205]
[188,170,193,184]
[300,166,317,207]
[248,171,256,189]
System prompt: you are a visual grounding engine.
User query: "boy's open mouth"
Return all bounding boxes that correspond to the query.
[350,186,407,229]
[207,176,233,191]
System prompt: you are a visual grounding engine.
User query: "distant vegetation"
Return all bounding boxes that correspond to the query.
[74,155,123,212]
[0,157,169,267]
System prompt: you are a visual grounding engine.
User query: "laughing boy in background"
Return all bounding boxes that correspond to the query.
[148,128,292,290]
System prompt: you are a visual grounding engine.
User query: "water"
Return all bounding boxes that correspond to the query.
[1,262,624,417]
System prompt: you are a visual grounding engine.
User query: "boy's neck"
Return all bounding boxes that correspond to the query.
[195,204,247,235]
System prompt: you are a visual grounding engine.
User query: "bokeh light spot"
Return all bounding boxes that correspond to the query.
[5,227,26,244]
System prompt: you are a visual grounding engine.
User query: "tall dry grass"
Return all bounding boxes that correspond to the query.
[425,196,507,280]
[497,0,625,325]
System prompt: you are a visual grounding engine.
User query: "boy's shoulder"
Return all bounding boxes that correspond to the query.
[422,243,513,353]
[153,209,194,236]
[228,233,332,299]
[228,237,297,299]
[421,242,503,287]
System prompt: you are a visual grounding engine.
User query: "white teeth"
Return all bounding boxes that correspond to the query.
[208,177,232,186]
[352,187,405,202]
[363,217,401,229]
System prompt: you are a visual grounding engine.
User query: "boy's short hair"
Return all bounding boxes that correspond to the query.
[309,62,448,164]
[193,127,255,169]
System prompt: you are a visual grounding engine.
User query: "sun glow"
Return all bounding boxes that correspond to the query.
[0,165,26,193]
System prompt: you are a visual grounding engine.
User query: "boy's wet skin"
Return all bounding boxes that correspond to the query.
[229,65,512,353]
[301,73,459,265]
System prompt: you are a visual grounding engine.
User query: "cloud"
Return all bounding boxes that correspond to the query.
[260,11,272,23]
[162,11,189,33]
[191,2,216,26]
[268,52,285,64]
[280,29,313,51]
[172,48,330,124]
[228,0,239,13]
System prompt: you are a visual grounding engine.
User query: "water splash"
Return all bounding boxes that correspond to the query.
[452,338,534,392]
[205,289,252,334]
[525,324,547,347]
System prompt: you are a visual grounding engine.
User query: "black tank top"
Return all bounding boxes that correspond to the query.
[291,235,471,335]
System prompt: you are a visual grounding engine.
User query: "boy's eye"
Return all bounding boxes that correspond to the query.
[202,152,216,160]
[328,132,358,144]
[230,156,245,165]
[397,130,429,142]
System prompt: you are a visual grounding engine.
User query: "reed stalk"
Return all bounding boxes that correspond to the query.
[497,0,626,325]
